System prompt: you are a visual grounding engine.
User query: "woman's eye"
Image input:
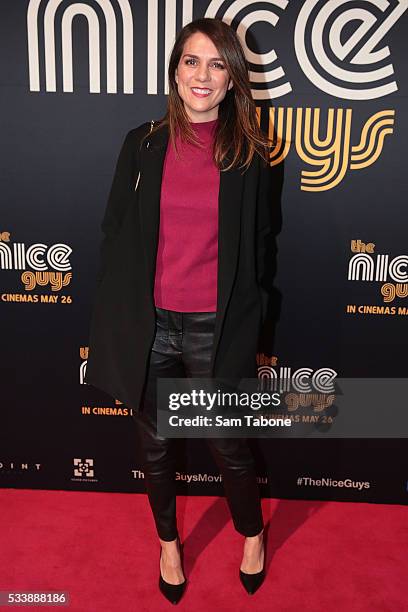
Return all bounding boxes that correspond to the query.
[184,58,225,69]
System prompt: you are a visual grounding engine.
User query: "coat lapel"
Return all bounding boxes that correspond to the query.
[138,122,244,373]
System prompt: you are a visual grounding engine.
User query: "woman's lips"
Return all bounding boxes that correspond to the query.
[191,88,212,98]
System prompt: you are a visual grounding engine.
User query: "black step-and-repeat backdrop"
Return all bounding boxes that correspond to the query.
[1,1,407,504]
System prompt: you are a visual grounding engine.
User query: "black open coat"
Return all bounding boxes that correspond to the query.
[84,120,274,411]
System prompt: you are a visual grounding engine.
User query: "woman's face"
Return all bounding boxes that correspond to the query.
[175,32,233,123]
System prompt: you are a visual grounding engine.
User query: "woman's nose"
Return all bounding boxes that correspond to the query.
[195,64,210,81]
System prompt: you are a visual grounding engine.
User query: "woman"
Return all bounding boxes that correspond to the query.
[85,17,274,604]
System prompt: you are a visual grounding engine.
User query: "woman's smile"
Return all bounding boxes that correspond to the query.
[191,87,213,97]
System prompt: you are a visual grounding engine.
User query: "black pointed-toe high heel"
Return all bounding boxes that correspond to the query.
[239,531,266,595]
[158,536,187,605]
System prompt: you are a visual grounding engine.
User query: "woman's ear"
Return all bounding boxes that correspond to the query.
[175,68,178,84]
[227,78,233,90]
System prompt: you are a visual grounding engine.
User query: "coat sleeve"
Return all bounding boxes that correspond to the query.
[256,154,274,288]
[96,126,146,284]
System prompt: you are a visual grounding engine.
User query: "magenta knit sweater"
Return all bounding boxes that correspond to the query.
[153,118,220,312]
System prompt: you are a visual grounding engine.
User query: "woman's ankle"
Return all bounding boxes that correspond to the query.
[159,535,179,546]
[160,536,181,558]
[244,527,264,540]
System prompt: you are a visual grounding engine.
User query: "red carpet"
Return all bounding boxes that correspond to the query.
[1,489,406,611]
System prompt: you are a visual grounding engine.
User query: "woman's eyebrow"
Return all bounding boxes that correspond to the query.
[182,53,224,61]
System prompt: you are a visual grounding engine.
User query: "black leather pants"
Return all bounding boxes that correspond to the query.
[132,306,264,541]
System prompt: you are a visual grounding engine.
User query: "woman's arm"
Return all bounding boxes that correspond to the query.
[95,125,148,284]
[256,154,274,289]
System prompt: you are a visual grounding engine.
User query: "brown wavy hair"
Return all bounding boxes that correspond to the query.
[142,17,272,173]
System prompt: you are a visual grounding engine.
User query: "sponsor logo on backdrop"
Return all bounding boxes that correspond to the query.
[269,107,395,191]
[256,354,337,421]
[131,469,268,485]
[71,458,98,482]
[294,0,407,100]
[297,476,370,490]
[79,347,88,385]
[175,471,268,485]
[79,346,130,415]
[346,239,408,316]
[0,461,41,474]
[0,232,73,304]
[26,1,403,192]
[257,353,337,392]
[176,472,268,484]
[27,0,406,99]
[207,0,291,99]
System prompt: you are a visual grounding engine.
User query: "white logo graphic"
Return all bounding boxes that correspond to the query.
[73,458,94,478]
[295,0,408,100]
[27,0,134,93]
[80,360,87,384]
[348,253,408,282]
[205,0,292,98]
[148,0,194,95]
[0,242,72,271]
[257,365,337,393]
[27,1,405,99]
